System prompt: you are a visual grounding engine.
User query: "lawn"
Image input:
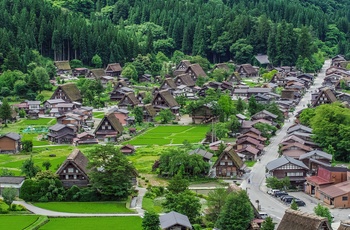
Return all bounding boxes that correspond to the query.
[33,202,135,213]
[126,125,209,145]
[0,215,39,230]
[93,111,105,119]
[142,197,164,213]
[40,217,142,230]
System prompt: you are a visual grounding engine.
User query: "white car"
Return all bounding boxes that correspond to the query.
[259,212,269,219]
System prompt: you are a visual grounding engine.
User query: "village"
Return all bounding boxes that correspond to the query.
[0,54,350,230]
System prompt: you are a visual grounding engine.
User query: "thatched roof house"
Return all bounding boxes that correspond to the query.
[338,220,350,230]
[50,83,82,103]
[277,209,332,230]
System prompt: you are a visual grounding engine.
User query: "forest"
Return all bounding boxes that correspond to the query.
[0,0,350,74]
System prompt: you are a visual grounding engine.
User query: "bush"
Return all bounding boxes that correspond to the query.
[49,154,56,157]
[38,196,48,202]
[0,206,9,214]
[66,185,81,201]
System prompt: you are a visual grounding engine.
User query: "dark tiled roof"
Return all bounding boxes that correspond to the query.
[160,211,192,229]
[3,132,21,141]
[254,54,270,64]
[0,176,25,184]
[266,156,308,171]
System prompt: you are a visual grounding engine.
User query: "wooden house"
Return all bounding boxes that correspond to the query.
[191,103,216,124]
[105,63,122,77]
[0,133,21,153]
[299,150,332,172]
[87,68,105,79]
[152,90,179,113]
[47,124,76,144]
[50,83,82,103]
[266,156,309,187]
[173,60,192,76]
[54,61,71,75]
[118,92,140,109]
[110,108,129,126]
[331,55,347,67]
[120,144,135,155]
[73,67,88,77]
[94,113,123,142]
[137,91,146,103]
[213,63,230,72]
[251,110,278,121]
[237,64,258,77]
[143,104,157,122]
[56,149,90,187]
[281,142,313,159]
[213,145,246,177]
[318,180,350,208]
[73,132,98,145]
[160,78,177,92]
[254,54,270,67]
[110,86,134,101]
[160,211,192,230]
[236,136,264,152]
[114,80,128,89]
[311,87,337,107]
[185,64,207,81]
[236,145,260,161]
[139,73,152,83]
[27,110,40,119]
[277,209,332,230]
[174,74,195,87]
[287,124,312,134]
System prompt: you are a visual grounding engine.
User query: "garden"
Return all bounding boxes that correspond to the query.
[126,125,209,145]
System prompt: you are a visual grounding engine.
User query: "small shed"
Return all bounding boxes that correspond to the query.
[121,144,135,155]
[159,211,192,230]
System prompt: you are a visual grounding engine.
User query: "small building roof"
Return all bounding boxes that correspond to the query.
[319,180,350,198]
[49,124,68,131]
[0,176,25,184]
[187,64,207,77]
[59,83,82,102]
[89,68,105,79]
[105,63,122,72]
[254,54,270,64]
[189,148,213,160]
[56,149,90,176]
[299,150,332,161]
[54,61,71,70]
[2,132,21,141]
[159,211,192,229]
[287,124,312,134]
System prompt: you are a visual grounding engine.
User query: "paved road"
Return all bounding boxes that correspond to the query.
[13,186,147,217]
[240,60,335,224]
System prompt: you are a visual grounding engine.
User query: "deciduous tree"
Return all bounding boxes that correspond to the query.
[314,203,332,223]
[142,211,160,230]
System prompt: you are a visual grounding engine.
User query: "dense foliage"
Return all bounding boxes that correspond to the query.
[1,0,350,75]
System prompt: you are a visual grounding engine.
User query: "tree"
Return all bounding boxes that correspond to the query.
[290,199,299,210]
[266,176,290,190]
[206,188,229,222]
[19,109,26,118]
[0,168,14,176]
[142,211,160,230]
[236,97,245,113]
[121,65,138,81]
[248,95,263,115]
[0,98,12,127]
[88,145,136,199]
[314,203,332,223]
[158,109,174,124]
[167,169,189,194]
[213,122,229,139]
[22,140,33,152]
[230,39,253,64]
[92,54,102,68]
[218,94,234,121]
[163,190,201,224]
[21,156,40,178]
[212,69,228,82]
[133,106,143,124]
[2,187,17,207]
[261,216,275,230]
[42,161,52,170]
[32,67,49,92]
[216,190,254,230]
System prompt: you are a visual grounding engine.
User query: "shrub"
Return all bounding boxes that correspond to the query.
[38,196,48,202]
[49,154,56,157]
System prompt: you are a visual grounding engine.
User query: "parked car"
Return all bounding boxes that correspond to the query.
[295,199,306,206]
[268,189,280,196]
[280,194,290,200]
[282,196,295,203]
[259,212,269,219]
[274,191,288,197]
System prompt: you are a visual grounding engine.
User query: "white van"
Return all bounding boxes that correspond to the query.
[259,212,269,219]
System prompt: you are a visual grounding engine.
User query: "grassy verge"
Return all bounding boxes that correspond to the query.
[245,160,257,167]
[40,217,142,230]
[33,202,135,213]
[0,215,39,230]
[142,197,164,213]
[24,216,49,230]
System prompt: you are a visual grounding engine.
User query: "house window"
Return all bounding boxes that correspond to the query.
[65,175,69,179]
[220,162,225,165]
[108,126,111,130]
[227,161,233,166]
[74,175,77,179]
[102,126,105,130]
[76,169,79,173]
[342,196,348,201]
[68,168,74,173]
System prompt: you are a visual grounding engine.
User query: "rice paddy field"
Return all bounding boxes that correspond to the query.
[126,125,209,145]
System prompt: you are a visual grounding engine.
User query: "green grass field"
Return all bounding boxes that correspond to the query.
[126,125,209,145]
[0,215,39,230]
[40,217,142,230]
[33,202,135,213]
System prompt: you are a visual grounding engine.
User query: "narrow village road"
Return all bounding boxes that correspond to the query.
[13,186,147,217]
[240,60,331,223]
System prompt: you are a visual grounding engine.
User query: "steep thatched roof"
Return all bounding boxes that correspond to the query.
[175,74,195,87]
[187,64,207,77]
[157,90,179,107]
[59,83,82,102]
[54,61,71,70]
[105,63,122,72]
[238,64,258,75]
[160,78,177,90]
[277,209,332,230]
[120,92,140,106]
[214,63,230,71]
[95,113,124,134]
[213,145,244,169]
[144,104,156,117]
[90,68,105,79]
[56,149,90,176]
